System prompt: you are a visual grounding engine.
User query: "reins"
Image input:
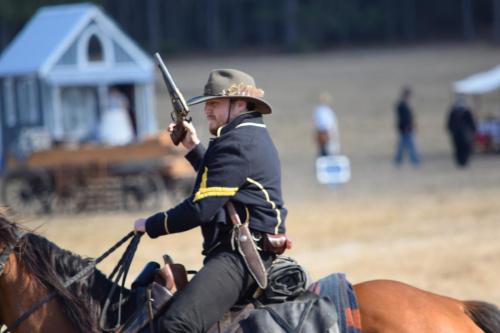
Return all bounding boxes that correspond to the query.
[2,231,142,333]
[99,231,142,331]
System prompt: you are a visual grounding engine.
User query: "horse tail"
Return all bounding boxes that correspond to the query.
[463,300,500,333]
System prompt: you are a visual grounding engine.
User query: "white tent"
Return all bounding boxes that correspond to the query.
[453,65,500,95]
[453,65,500,152]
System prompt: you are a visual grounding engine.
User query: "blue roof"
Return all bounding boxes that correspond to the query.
[0,3,97,76]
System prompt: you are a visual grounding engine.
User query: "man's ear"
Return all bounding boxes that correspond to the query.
[236,99,248,111]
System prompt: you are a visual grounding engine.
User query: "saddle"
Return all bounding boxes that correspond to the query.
[117,255,341,333]
[117,256,190,333]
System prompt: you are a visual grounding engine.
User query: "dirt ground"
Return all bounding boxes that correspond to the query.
[17,42,500,305]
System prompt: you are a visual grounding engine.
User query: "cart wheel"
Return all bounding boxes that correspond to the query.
[51,188,87,214]
[122,173,165,211]
[1,172,53,215]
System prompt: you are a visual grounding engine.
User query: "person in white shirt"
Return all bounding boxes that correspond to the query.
[99,87,134,145]
[313,92,340,156]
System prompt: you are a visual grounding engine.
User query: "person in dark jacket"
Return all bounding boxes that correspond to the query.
[394,86,420,167]
[134,69,287,332]
[447,94,476,167]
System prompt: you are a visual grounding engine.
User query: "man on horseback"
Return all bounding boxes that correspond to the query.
[134,69,287,332]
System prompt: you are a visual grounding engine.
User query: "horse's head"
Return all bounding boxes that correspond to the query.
[0,208,104,332]
[0,210,26,302]
[0,209,34,331]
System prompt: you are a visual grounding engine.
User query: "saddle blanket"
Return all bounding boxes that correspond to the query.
[309,273,362,333]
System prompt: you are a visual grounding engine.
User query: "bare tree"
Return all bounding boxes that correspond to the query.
[0,20,7,50]
[205,0,221,50]
[494,0,500,43]
[147,0,160,52]
[404,0,417,40]
[383,0,396,42]
[283,0,298,49]
[461,0,475,40]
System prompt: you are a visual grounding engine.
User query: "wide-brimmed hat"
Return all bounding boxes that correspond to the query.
[187,69,272,114]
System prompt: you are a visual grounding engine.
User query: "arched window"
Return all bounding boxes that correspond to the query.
[87,34,103,62]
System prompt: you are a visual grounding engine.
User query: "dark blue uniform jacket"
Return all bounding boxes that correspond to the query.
[396,101,413,133]
[145,112,287,251]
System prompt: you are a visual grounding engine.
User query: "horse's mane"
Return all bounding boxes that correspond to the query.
[0,208,120,333]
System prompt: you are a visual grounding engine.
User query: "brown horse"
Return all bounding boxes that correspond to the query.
[0,210,499,333]
[0,210,132,333]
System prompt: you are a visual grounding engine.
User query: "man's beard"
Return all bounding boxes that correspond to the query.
[208,123,218,135]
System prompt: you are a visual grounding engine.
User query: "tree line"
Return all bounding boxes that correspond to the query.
[1,0,500,55]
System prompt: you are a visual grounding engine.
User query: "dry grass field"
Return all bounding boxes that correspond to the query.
[15,43,500,306]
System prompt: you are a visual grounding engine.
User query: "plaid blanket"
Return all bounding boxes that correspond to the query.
[309,273,362,333]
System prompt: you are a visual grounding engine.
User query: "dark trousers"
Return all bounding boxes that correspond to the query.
[451,133,473,167]
[154,248,273,333]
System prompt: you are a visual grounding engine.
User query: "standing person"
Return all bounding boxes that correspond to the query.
[99,87,134,145]
[447,94,476,167]
[134,69,287,332]
[394,86,420,167]
[313,92,340,156]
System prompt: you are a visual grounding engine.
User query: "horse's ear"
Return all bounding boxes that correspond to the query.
[0,207,21,244]
[0,206,14,226]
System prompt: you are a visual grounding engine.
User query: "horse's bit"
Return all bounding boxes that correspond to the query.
[0,230,26,276]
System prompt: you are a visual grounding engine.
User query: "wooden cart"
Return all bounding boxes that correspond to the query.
[1,133,195,215]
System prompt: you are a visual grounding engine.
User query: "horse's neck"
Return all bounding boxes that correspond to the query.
[89,269,131,307]
[0,255,78,333]
[89,269,116,303]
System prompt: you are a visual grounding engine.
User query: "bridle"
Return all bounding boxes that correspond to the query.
[0,230,140,333]
[0,230,26,333]
[0,230,26,276]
